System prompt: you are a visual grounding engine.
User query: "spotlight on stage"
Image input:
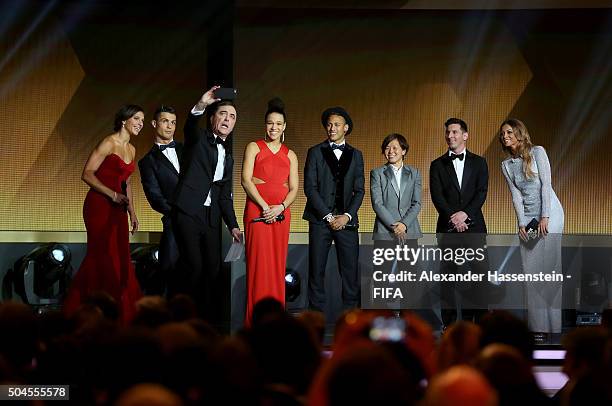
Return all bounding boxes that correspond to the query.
[9,243,72,306]
[575,271,608,326]
[285,269,301,302]
[131,244,162,295]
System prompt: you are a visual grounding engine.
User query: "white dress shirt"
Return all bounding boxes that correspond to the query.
[191,106,225,207]
[155,141,180,173]
[449,148,466,188]
[391,164,402,195]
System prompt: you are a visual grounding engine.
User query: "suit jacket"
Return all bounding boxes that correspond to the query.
[138,142,183,218]
[370,164,422,240]
[138,142,183,284]
[303,141,365,225]
[172,112,238,230]
[429,150,488,233]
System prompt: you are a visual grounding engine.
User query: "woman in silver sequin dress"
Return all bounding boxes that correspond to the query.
[499,119,564,336]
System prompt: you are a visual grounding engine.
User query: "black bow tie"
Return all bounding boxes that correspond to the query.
[215,136,229,149]
[450,153,464,161]
[331,143,345,151]
[159,141,176,151]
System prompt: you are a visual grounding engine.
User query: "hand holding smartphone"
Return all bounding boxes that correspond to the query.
[214,87,238,100]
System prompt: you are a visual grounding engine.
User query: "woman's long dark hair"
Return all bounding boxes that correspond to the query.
[113,104,144,132]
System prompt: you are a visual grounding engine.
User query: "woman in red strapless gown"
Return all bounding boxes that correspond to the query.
[242,98,299,326]
[64,105,145,323]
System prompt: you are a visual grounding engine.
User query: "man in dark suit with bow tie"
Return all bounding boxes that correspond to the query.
[172,86,242,320]
[430,117,490,327]
[138,105,182,296]
[303,107,365,313]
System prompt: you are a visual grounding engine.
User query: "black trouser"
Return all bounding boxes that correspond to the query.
[173,207,221,321]
[150,216,181,297]
[438,233,490,327]
[308,222,359,312]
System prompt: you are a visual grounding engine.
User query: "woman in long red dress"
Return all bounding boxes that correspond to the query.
[242,98,299,326]
[64,105,144,323]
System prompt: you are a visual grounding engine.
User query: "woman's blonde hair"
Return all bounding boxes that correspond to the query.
[499,118,535,179]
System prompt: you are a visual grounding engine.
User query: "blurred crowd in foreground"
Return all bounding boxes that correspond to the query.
[0,295,610,406]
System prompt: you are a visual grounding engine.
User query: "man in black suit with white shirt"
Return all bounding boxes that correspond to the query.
[429,117,489,327]
[139,105,182,296]
[303,107,365,313]
[172,86,242,320]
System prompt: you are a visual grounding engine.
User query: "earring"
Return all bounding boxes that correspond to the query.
[264,133,268,141]
[282,132,285,143]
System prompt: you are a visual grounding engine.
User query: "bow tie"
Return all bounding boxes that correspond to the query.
[331,143,345,151]
[215,136,229,149]
[159,141,176,151]
[450,153,464,161]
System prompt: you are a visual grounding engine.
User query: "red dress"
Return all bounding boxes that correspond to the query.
[64,154,142,323]
[244,140,291,325]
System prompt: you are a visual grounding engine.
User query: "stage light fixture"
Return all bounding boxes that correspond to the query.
[8,243,72,306]
[580,271,608,307]
[131,244,162,295]
[285,269,301,302]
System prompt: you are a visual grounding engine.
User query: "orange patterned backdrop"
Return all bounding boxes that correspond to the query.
[232,10,612,234]
[1,9,610,234]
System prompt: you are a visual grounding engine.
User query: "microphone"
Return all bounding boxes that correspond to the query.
[252,213,285,223]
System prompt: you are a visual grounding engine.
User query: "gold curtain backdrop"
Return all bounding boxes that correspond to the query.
[1,9,610,234]
[0,10,208,232]
[231,11,611,234]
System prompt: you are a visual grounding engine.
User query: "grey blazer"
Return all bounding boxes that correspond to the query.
[370,164,422,240]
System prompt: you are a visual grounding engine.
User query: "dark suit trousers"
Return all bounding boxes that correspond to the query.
[140,218,179,296]
[159,216,180,297]
[308,223,359,312]
[173,207,220,321]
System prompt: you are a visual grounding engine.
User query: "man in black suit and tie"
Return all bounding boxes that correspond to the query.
[303,107,365,313]
[172,86,242,320]
[138,105,182,296]
[429,117,489,327]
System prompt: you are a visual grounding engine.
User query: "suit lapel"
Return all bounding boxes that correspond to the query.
[384,165,400,197]
[443,155,461,192]
[222,153,233,182]
[321,142,354,177]
[400,166,411,199]
[152,146,179,177]
[462,151,473,193]
[175,142,184,165]
[338,144,354,176]
[206,131,218,180]
[321,143,338,174]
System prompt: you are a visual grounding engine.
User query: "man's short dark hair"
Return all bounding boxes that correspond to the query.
[113,104,144,132]
[208,99,236,115]
[381,133,409,155]
[153,105,176,121]
[444,118,468,133]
